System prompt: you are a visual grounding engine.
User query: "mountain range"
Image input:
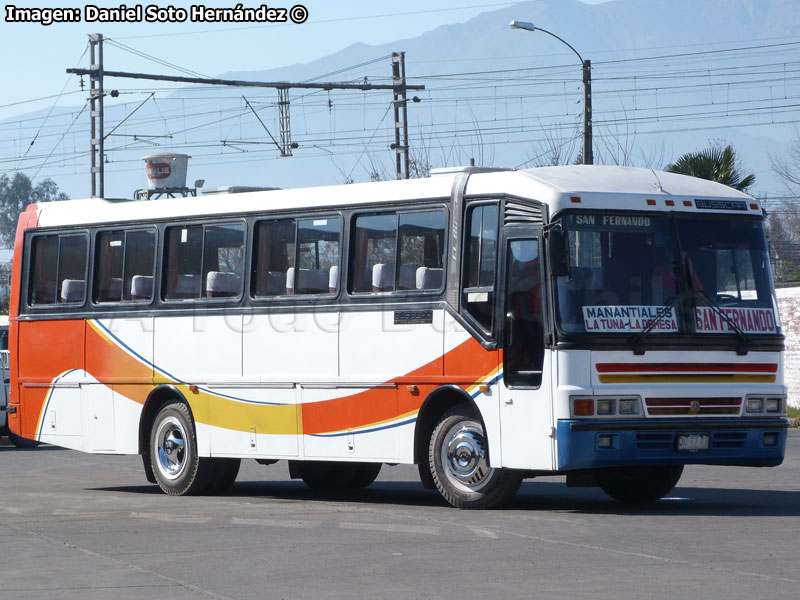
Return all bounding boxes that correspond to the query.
[3,0,799,202]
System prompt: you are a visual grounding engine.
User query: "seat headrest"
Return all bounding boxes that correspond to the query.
[60,279,85,303]
[206,271,241,295]
[130,275,154,299]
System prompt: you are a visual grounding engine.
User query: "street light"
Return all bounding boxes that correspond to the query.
[510,20,593,165]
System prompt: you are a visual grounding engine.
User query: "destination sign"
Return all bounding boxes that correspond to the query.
[694,199,748,211]
[583,305,678,333]
[695,306,777,334]
[567,214,657,232]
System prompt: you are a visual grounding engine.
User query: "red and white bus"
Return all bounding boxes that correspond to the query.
[7,165,789,508]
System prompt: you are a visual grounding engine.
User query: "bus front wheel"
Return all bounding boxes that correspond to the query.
[149,402,213,495]
[428,403,522,509]
[597,465,684,503]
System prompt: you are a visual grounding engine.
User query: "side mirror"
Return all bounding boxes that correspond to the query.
[547,227,570,277]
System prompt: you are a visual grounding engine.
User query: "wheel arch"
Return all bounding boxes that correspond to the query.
[138,385,192,483]
[413,385,484,489]
[139,385,194,453]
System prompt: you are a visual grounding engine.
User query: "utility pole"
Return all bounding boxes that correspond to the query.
[510,21,593,165]
[582,59,593,165]
[68,44,425,195]
[88,34,105,197]
[392,52,410,179]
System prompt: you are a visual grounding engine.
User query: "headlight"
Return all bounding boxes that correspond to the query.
[570,396,642,418]
[745,395,786,415]
[765,398,782,413]
[596,399,614,415]
[746,397,763,413]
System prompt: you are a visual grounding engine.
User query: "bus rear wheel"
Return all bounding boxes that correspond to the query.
[597,465,684,503]
[294,461,382,490]
[149,402,213,496]
[428,403,522,509]
[349,463,382,489]
[208,458,241,493]
[295,461,357,490]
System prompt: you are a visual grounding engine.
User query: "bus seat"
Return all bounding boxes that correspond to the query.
[130,275,153,300]
[206,271,241,298]
[263,271,286,296]
[328,265,339,293]
[398,264,420,290]
[416,267,443,290]
[174,274,201,299]
[108,277,123,301]
[60,279,85,303]
[286,267,295,294]
[358,267,373,292]
[372,263,395,292]
[297,269,329,294]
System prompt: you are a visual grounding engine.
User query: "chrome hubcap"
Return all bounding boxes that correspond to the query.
[442,422,492,492]
[155,417,187,480]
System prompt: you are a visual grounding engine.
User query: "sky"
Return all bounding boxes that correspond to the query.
[1,0,610,122]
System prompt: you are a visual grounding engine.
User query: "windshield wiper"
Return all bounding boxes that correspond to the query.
[692,289,751,355]
[684,256,750,355]
[631,294,679,356]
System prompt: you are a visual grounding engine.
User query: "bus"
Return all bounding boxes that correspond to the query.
[6,165,788,508]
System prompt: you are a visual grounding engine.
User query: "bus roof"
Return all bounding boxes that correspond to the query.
[31,165,759,229]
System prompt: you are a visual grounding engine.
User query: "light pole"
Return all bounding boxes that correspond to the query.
[510,20,593,165]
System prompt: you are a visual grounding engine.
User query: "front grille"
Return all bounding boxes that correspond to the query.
[634,431,748,450]
[635,432,673,449]
[711,431,747,448]
[645,397,742,417]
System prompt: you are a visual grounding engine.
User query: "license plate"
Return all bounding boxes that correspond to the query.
[677,433,710,452]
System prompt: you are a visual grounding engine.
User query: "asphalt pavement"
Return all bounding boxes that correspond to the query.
[1,431,799,600]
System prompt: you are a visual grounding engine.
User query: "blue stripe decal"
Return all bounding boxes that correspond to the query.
[37,369,79,440]
[310,416,418,438]
[92,319,283,406]
[468,371,503,399]
[93,319,160,374]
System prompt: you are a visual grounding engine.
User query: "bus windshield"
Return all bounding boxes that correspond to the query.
[676,216,780,335]
[554,212,780,336]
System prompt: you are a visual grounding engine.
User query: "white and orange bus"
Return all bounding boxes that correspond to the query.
[6,165,789,508]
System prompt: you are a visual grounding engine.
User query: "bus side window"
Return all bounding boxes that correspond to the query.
[252,219,296,297]
[462,203,499,332]
[94,228,156,303]
[350,213,398,294]
[202,223,245,298]
[29,233,88,306]
[295,217,341,295]
[164,226,203,300]
[398,210,446,291]
[124,230,156,301]
[252,217,340,298]
[94,231,124,303]
[30,235,59,305]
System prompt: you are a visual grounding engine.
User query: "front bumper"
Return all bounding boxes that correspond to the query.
[556,418,789,470]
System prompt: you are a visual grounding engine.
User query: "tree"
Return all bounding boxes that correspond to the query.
[665,143,755,192]
[769,132,800,282]
[0,173,68,247]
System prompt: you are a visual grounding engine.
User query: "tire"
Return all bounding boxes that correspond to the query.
[149,401,213,496]
[348,463,382,489]
[207,458,241,493]
[429,403,522,509]
[597,465,684,503]
[9,431,40,449]
[296,461,358,491]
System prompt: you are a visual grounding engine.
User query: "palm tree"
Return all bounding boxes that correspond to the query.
[665,144,755,192]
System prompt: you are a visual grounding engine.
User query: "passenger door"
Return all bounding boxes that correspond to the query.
[496,230,554,470]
